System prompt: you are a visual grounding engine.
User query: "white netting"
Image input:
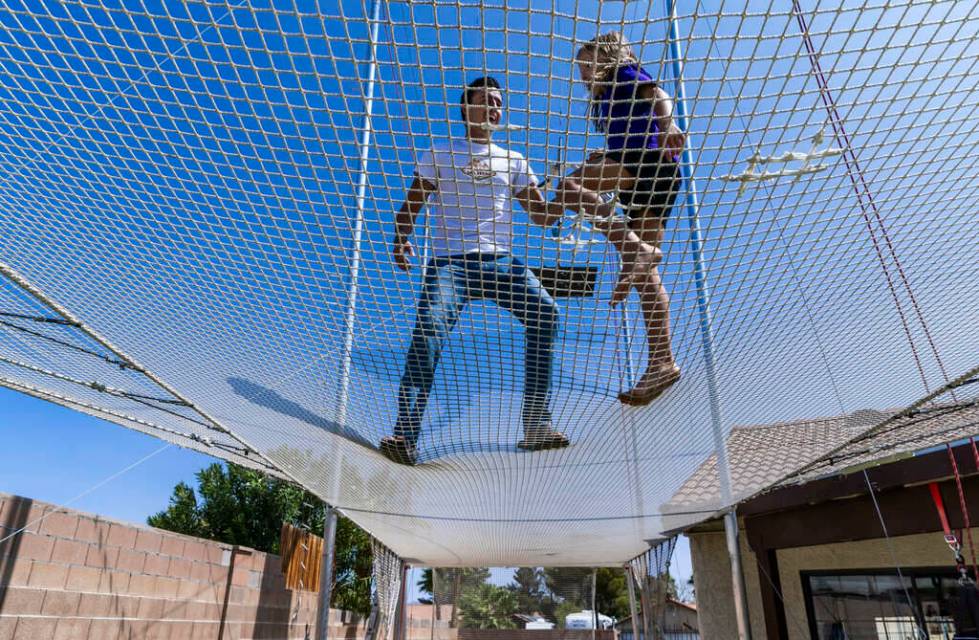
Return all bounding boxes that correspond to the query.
[0,0,977,565]
[368,540,406,640]
[432,567,603,632]
[627,539,677,640]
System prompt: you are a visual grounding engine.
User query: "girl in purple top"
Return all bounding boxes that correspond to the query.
[556,32,685,406]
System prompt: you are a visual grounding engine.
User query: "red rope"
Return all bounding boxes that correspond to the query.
[791,2,955,398]
[929,481,970,583]
[931,482,954,536]
[947,443,979,579]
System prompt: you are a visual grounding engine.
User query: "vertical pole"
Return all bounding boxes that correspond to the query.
[337,0,384,426]
[618,262,645,537]
[429,578,436,640]
[397,564,410,640]
[316,506,339,640]
[625,566,640,640]
[591,568,598,635]
[664,2,752,639]
[618,270,639,385]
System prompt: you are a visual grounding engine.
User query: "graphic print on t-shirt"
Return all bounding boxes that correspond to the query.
[460,158,495,183]
[414,139,537,256]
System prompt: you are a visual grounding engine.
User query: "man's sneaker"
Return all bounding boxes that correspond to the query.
[379,436,418,465]
[517,428,570,452]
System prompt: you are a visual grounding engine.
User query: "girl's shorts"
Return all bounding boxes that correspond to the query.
[606,149,681,221]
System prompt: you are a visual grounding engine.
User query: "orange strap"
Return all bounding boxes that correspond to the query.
[931,482,955,538]
[931,481,970,581]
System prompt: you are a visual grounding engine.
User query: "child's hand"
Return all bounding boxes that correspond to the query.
[660,125,686,159]
[392,239,415,272]
[594,197,618,222]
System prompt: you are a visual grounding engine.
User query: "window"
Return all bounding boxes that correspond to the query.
[802,569,961,639]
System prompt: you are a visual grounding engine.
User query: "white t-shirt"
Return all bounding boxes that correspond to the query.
[415,138,538,256]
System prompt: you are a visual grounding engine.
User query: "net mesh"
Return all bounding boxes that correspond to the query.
[627,539,677,640]
[0,0,977,565]
[369,540,406,640]
[431,567,601,633]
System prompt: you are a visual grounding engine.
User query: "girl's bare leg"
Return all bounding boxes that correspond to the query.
[587,213,661,306]
[552,154,679,404]
[618,218,680,406]
[552,158,660,304]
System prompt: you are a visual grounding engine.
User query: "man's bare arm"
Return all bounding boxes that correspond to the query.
[516,175,620,228]
[514,184,567,229]
[392,175,436,271]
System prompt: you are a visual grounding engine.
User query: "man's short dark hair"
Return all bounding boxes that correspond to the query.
[460,76,502,122]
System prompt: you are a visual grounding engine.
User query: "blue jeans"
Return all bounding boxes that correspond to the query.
[395,253,558,445]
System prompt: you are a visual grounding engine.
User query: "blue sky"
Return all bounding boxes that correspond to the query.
[0,386,213,524]
[0,0,976,568]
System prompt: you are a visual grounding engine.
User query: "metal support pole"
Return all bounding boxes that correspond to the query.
[397,564,410,640]
[316,506,339,640]
[337,0,384,426]
[725,510,753,633]
[618,260,646,538]
[591,568,598,637]
[664,2,752,639]
[625,566,640,640]
[429,580,436,640]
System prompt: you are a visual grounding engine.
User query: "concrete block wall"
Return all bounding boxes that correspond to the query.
[0,492,368,639]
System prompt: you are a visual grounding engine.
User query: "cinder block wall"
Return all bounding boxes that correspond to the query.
[0,492,367,640]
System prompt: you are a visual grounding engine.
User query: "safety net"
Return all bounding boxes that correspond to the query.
[0,0,977,566]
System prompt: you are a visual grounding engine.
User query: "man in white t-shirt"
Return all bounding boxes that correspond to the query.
[382,76,576,465]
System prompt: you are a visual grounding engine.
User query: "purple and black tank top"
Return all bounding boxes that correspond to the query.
[594,63,680,162]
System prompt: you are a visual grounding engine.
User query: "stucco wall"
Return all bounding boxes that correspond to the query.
[688,526,766,640]
[690,522,976,640]
[776,529,973,640]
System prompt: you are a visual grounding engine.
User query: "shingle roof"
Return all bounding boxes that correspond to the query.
[660,401,979,533]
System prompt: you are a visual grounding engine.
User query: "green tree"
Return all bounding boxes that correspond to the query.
[510,567,545,614]
[542,568,590,607]
[436,568,491,626]
[147,482,201,534]
[418,568,434,605]
[645,573,680,602]
[536,568,632,624]
[148,462,372,615]
[682,573,696,603]
[539,568,593,623]
[594,567,630,620]
[411,568,492,622]
[457,583,518,629]
[331,517,373,615]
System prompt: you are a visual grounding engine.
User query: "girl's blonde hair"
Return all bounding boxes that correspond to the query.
[578,32,640,130]
[577,31,639,88]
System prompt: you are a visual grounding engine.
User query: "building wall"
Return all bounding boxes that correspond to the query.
[405,603,457,640]
[687,525,766,640]
[0,492,368,640]
[776,528,974,640]
[689,520,978,640]
[663,602,699,633]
